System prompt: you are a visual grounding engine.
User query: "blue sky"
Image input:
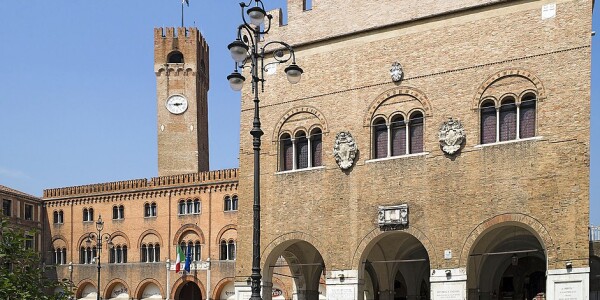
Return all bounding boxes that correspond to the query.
[0,1,598,224]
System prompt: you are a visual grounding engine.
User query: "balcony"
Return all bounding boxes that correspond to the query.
[591,225,600,241]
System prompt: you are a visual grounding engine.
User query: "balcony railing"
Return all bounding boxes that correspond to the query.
[590,225,600,241]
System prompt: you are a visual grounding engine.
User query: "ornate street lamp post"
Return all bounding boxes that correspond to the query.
[85,215,113,300]
[227,1,303,299]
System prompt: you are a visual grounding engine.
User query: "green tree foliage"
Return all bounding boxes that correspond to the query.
[0,218,71,300]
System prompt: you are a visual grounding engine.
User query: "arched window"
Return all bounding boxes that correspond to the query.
[194,241,201,261]
[80,246,96,264]
[110,245,127,264]
[142,243,161,263]
[520,93,536,139]
[373,118,388,159]
[220,240,236,260]
[232,196,238,211]
[391,115,407,156]
[409,112,424,154]
[148,244,155,262]
[480,93,537,144]
[53,211,59,224]
[151,203,157,217]
[144,202,157,217]
[228,240,236,260]
[83,208,93,222]
[193,199,200,214]
[220,240,227,260]
[481,100,497,144]
[113,205,124,220]
[141,244,147,262]
[280,133,293,171]
[499,97,517,142]
[53,247,67,265]
[186,200,193,215]
[178,200,185,215]
[224,196,232,211]
[296,132,309,169]
[167,51,184,63]
[311,128,323,167]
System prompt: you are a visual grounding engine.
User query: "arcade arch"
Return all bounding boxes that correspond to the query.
[466,224,546,300]
[358,231,431,300]
[262,239,326,300]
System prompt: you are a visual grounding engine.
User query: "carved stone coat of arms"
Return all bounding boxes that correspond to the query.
[438,118,465,155]
[333,131,357,170]
[390,62,404,82]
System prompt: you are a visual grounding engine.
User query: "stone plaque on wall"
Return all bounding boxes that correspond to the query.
[555,281,583,300]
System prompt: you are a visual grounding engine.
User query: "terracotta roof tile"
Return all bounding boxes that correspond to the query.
[0,184,40,200]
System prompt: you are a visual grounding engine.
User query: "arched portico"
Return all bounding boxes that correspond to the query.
[262,239,326,300]
[466,223,546,300]
[171,276,205,300]
[357,231,431,300]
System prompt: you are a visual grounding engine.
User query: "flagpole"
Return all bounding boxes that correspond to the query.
[181,1,184,27]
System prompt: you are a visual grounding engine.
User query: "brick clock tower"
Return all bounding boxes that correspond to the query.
[154,27,209,176]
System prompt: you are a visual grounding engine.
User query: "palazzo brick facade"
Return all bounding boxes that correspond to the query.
[234,1,593,299]
[9,0,594,299]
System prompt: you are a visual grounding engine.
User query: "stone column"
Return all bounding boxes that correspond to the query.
[430,268,467,300]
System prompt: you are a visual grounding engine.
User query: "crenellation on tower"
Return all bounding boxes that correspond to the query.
[155,27,210,176]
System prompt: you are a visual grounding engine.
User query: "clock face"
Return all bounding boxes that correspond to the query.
[165,95,188,114]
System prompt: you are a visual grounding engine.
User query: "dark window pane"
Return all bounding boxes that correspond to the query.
[179,201,185,214]
[193,200,200,214]
[283,139,293,171]
[500,102,517,141]
[224,197,231,211]
[228,241,236,260]
[297,137,309,169]
[409,116,423,154]
[312,134,322,167]
[194,242,201,261]
[374,124,388,159]
[62,249,67,264]
[520,101,536,138]
[24,205,33,221]
[481,106,496,144]
[3,200,11,217]
[148,245,154,262]
[141,245,147,262]
[391,120,406,156]
[113,206,118,219]
[220,241,227,260]
[155,245,160,262]
[232,196,238,211]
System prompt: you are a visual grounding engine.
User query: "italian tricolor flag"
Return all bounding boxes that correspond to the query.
[175,245,185,273]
